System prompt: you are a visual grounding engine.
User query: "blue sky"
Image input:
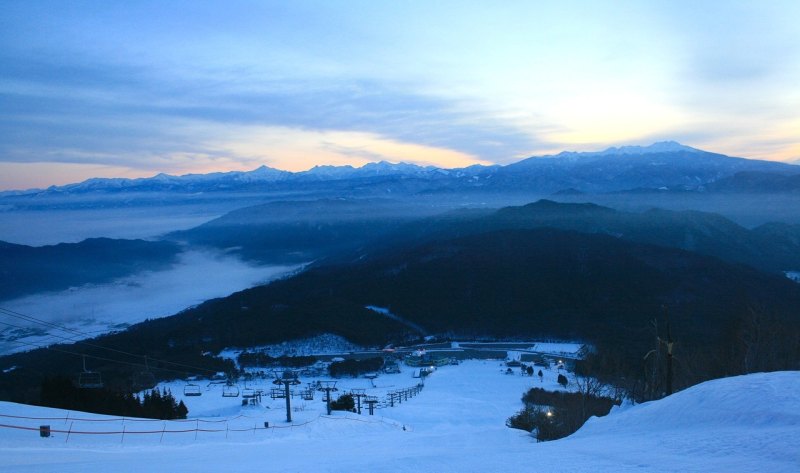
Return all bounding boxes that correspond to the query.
[1,0,799,189]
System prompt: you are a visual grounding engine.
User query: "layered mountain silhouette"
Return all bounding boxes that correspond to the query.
[4,142,797,197]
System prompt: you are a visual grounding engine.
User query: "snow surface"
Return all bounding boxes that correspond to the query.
[529,342,583,357]
[219,334,364,359]
[0,362,796,472]
[365,306,427,334]
[456,341,584,359]
[0,252,303,355]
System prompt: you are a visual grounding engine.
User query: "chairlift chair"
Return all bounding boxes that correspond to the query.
[184,383,202,397]
[78,355,103,389]
[222,383,240,397]
[132,356,157,391]
[79,371,103,389]
[132,371,157,391]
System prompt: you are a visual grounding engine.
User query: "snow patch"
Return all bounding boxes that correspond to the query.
[529,342,584,357]
[221,334,364,359]
[365,305,427,334]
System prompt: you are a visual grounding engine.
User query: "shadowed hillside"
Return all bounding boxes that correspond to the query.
[2,227,798,403]
[0,238,181,301]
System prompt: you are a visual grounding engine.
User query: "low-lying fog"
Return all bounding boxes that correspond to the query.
[0,192,283,245]
[0,205,235,246]
[0,250,303,355]
[5,192,800,248]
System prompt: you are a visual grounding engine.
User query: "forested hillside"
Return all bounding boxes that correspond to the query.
[3,227,798,403]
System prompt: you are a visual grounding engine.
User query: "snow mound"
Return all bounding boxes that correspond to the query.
[578,371,800,436]
[556,371,800,472]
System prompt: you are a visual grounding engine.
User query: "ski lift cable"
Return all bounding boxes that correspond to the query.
[0,318,218,376]
[0,318,98,350]
[6,338,216,380]
[0,306,220,375]
[1,325,217,378]
[0,307,135,354]
[0,308,132,357]
[0,306,87,336]
[0,319,148,365]
[5,338,171,372]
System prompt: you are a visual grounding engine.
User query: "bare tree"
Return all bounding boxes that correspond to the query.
[572,372,604,421]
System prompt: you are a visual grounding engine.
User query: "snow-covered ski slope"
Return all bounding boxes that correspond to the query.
[0,361,797,472]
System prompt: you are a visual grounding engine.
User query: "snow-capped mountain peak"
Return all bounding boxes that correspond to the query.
[6,141,794,197]
[552,141,702,160]
[598,141,702,156]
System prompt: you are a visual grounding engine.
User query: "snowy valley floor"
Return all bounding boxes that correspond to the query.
[0,361,798,472]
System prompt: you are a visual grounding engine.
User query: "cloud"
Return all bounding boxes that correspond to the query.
[0,51,541,176]
[651,2,800,104]
[195,125,491,172]
[2,0,800,191]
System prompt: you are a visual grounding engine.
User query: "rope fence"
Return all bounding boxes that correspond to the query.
[0,410,405,443]
[373,382,424,409]
[0,412,252,423]
[0,418,315,436]
[0,380,426,443]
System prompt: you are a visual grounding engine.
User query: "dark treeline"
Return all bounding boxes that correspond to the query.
[507,387,619,442]
[0,340,235,406]
[328,357,384,378]
[40,376,187,420]
[580,302,800,403]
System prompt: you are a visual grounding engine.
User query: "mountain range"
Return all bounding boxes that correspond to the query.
[4,142,799,197]
[172,198,800,275]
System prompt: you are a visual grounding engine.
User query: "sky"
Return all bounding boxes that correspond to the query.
[1,0,799,190]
